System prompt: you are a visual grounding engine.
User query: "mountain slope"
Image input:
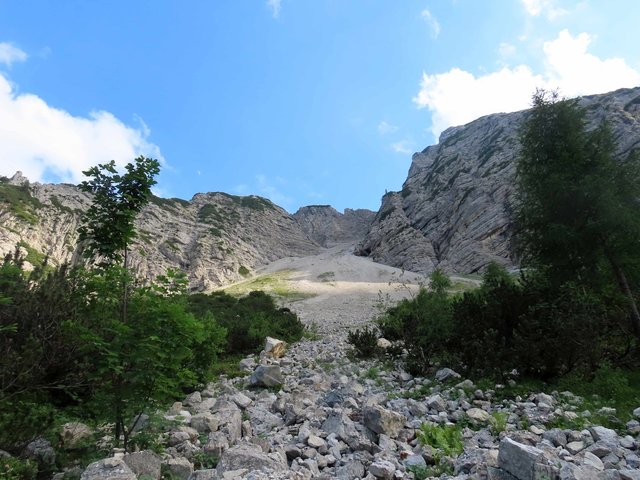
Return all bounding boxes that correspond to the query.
[357,86,640,274]
[292,205,375,247]
[0,174,323,289]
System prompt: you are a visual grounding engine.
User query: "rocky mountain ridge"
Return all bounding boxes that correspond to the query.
[357,86,640,274]
[293,206,376,248]
[0,173,372,289]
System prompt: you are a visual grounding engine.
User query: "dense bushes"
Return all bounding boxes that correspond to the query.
[355,264,638,381]
[0,251,304,456]
[186,290,305,354]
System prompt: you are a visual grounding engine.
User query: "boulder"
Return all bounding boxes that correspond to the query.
[61,422,93,448]
[368,459,396,479]
[80,457,137,480]
[264,337,287,358]
[216,443,287,475]
[123,451,162,479]
[497,437,554,480]
[249,365,284,388]
[435,368,461,382]
[163,457,193,480]
[363,405,406,438]
[21,437,56,470]
[466,407,491,424]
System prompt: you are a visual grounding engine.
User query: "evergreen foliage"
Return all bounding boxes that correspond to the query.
[516,89,640,337]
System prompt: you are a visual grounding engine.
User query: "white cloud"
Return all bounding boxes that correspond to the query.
[267,0,281,18]
[521,0,566,19]
[377,121,399,135]
[413,30,640,140]
[0,72,163,183]
[391,139,415,155]
[0,42,27,67]
[421,9,441,39]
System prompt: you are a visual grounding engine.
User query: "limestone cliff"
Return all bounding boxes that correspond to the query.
[0,173,322,289]
[292,205,375,247]
[357,87,640,274]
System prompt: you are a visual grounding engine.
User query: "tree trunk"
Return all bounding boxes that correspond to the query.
[607,254,640,338]
[122,245,128,325]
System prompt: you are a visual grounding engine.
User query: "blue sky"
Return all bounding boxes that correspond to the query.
[0,1,638,212]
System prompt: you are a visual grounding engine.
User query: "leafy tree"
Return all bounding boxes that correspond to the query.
[73,268,221,449]
[78,156,160,267]
[516,90,640,338]
[76,156,207,449]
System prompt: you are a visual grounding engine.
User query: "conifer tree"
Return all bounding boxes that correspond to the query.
[517,90,640,337]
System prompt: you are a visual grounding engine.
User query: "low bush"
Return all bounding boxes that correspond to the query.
[186,290,305,355]
[380,263,639,383]
[347,325,380,358]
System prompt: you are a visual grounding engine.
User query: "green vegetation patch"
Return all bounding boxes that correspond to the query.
[219,192,276,212]
[49,195,75,214]
[0,181,42,224]
[149,194,190,210]
[18,241,48,268]
[224,269,315,301]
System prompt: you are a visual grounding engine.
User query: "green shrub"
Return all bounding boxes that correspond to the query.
[186,290,305,355]
[347,325,380,358]
[378,270,454,373]
[489,412,508,435]
[0,456,38,480]
[416,422,463,461]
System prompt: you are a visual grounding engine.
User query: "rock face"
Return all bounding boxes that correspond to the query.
[357,86,640,274]
[0,173,324,289]
[293,205,375,247]
[0,176,379,289]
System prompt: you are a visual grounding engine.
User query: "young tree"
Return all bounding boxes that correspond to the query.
[516,90,640,337]
[78,156,160,327]
[78,156,160,267]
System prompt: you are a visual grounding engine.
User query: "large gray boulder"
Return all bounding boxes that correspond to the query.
[362,405,406,438]
[21,437,56,471]
[216,443,287,476]
[80,457,137,480]
[249,365,284,388]
[497,437,556,480]
[123,451,162,479]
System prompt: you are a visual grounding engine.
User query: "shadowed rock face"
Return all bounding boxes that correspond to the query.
[357,86,640,274]
[292,205,375,247]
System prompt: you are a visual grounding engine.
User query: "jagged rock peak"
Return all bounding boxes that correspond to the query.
[293,205,375,247]
[358,86,640,275]
[8,171,30,185]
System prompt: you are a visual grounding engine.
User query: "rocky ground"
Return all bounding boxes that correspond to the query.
[20,245,640,479]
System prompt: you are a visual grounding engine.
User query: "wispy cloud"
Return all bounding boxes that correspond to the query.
[0,71,164,183]
[498,42,516,59]
[267,0,282,18]
[391,139,415,155]
[413,29,640,140]
[256,174,292,209]
[0,42,27,67]
[421,9,441,39]
[377,121,399,135]
[520,0,567,19]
